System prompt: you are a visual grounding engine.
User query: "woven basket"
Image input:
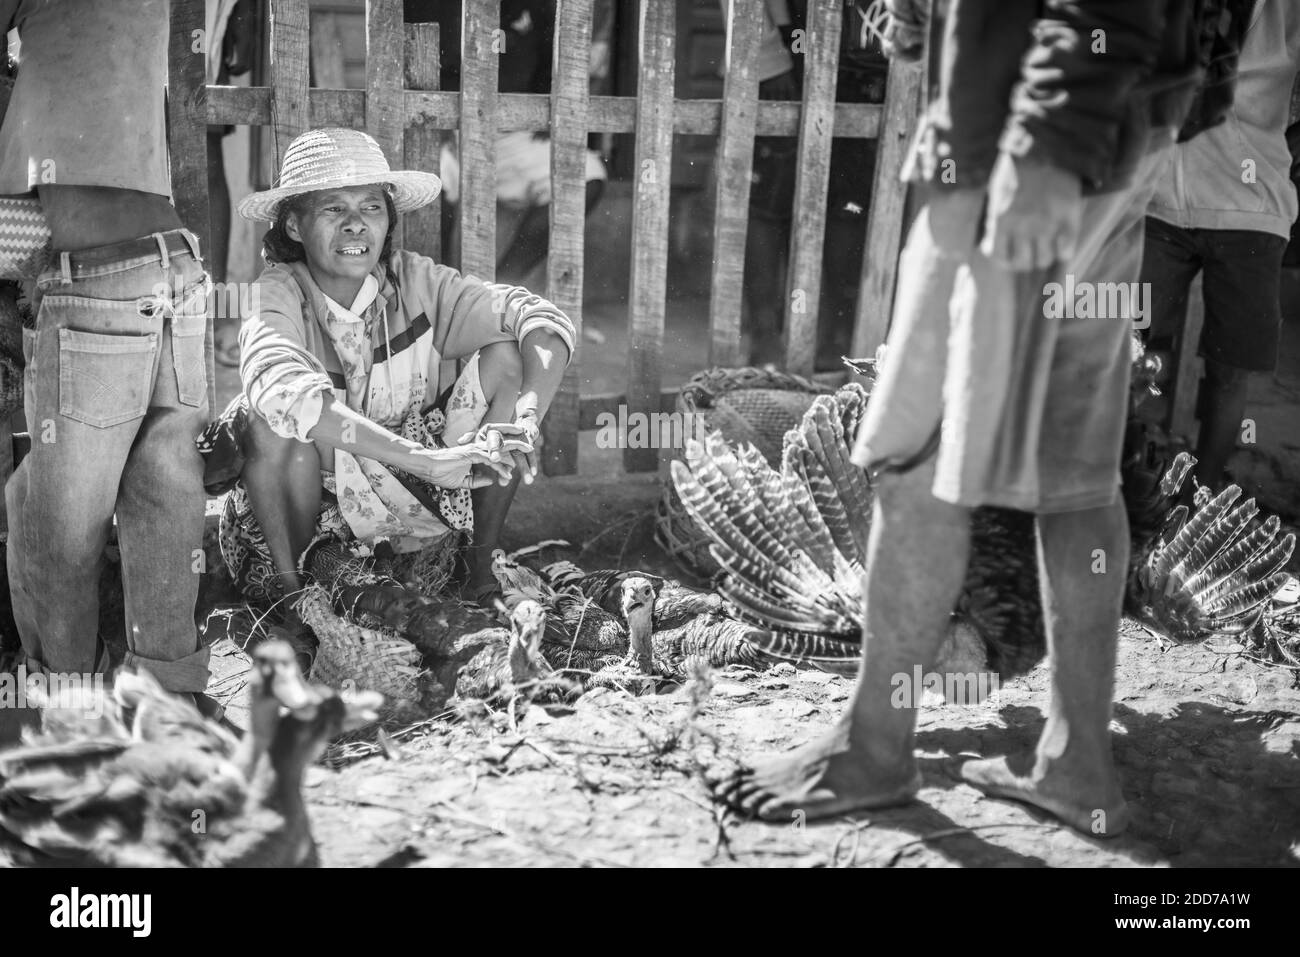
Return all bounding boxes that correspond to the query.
[296,586,422,714]
[656,366,832,578]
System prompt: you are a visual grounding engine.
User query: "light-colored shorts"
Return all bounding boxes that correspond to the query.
[851,145,1172,514]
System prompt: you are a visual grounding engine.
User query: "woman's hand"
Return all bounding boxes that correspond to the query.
[404,441,521,489]
[457,410,542,484]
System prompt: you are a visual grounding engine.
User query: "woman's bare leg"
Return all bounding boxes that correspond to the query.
[465,341,524,596]
[240,412,323,604]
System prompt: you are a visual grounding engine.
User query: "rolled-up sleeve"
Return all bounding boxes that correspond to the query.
[238,275,333,442]
[406,255,576,362]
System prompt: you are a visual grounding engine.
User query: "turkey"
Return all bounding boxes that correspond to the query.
[491,550,636,675]
[0,641,381,868]
[1126,451,1295,641]
[672,377,1297,674]
[453,599,571,704]
[671,384,1009,678]
[540,561,774,678]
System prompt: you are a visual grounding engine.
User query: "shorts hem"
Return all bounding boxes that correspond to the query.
[931,479,1121,515]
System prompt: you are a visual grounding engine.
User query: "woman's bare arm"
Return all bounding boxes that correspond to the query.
[309,393,519,488]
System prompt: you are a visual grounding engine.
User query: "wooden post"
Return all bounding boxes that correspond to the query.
[404,24,443,261]
[269,0,311,163]
[707,0,762,367]
[541,0,594,476]
[458,0,501,280]
[782,0,840,375]
[168,0,216,414]
[625,0,675,473]
[851,56,924,360]
[366,0,406,239]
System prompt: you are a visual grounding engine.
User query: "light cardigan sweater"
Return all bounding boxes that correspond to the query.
[238,250,576,443]
[1148,0,1300,239]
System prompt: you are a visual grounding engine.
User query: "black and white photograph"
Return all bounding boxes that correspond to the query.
[0,0,1295,902]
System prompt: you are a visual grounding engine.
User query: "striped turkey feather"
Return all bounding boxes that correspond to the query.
[1164,485,1243,592]
[1155,484,1240,583]
[780,444,844,573]
[1177,498,1261,595]
[1188,515,1284,606]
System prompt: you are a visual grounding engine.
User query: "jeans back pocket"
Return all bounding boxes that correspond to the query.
[58,328,157,429]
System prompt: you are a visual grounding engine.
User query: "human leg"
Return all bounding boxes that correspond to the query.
[460,342,524,596]
[714,459,971,820]
[239,409,327,601]
[1191,230,1286,487]
[961,501,1130,836]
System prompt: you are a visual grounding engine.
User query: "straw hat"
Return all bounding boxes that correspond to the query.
[237,127,442,222]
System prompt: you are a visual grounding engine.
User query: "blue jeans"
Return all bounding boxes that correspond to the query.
[5,230,212,691]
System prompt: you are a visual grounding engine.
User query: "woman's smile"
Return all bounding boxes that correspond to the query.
[286,185,391,302]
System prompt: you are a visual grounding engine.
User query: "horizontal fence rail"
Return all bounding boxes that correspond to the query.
[168,0,919,476]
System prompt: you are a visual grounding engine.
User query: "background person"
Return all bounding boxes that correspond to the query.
[1139,0,1300,490]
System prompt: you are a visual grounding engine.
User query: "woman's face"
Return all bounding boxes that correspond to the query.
[286,186,390,297]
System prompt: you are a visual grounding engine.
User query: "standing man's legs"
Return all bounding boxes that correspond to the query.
[116,258,213,692]
[6,232,211,692]
[714,191,980,819]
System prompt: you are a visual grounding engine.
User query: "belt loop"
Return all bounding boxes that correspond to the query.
[180,229,202,261]
[154,232,171,268]
[59,251,72,285]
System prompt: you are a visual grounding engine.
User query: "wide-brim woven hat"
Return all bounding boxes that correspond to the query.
[237,127,442,222]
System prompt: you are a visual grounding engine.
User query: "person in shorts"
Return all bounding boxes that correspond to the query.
[1140,0,1300,489]
[713,0,1241,836]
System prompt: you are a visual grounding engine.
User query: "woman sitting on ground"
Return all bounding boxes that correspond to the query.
[201,128,573,651]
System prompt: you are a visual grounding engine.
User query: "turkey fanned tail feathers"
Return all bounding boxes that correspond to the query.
[1129,452,1295,641]
[671,389,871,668]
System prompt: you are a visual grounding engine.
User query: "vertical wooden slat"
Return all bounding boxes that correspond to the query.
[365,0,405,189]
[782,0,840,375]
[269,0,311,163]
[541,0,594,476]
[168,0,216,413]
[458,0,501,280]
[851,57,924,360]
[404,23,443,260]
[707,0,762,367]
[625,0,675,473]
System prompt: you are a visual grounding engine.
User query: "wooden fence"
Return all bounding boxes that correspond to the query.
[167,0,923,476]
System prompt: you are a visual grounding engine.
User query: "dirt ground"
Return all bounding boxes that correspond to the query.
[185,463,1300,869]
[291,620,1299,869]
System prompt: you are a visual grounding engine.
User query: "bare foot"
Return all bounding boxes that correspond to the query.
[960,755,1130,838]
[712,722,921,822]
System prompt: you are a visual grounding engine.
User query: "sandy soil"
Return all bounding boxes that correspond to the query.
[293,620,1299,868]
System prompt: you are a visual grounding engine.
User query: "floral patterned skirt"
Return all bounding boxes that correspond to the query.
[200,358,489,606]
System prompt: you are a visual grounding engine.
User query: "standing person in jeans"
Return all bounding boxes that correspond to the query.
[1140,0,1300,490]
[0,0,214,707]
[715,0,1237,835]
